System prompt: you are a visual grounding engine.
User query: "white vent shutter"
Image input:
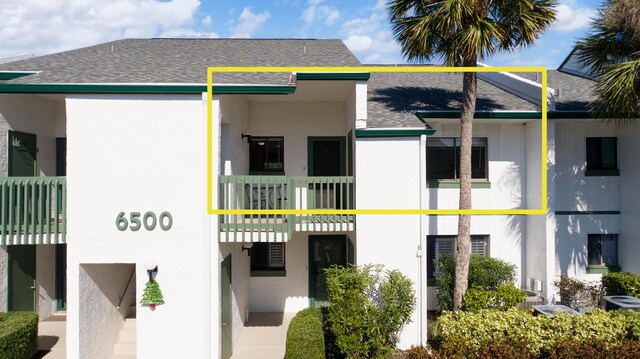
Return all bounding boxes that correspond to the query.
[268,243,285,268]
[470,235,487,255]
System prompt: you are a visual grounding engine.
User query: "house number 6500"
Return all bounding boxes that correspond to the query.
[116,211,173,231]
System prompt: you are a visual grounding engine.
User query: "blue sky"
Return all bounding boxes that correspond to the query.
[0,0,602,68]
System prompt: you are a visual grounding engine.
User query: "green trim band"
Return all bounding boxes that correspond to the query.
[555,210,620,215]
[250,270,287,277]
[415,111,542,119]
[0,83,296,95]
[585,169,620,177]
[355,128,436,137]
[297,72,370,81]
[427,181,491,189]
[0,72,38,80]
[586,265,621,274]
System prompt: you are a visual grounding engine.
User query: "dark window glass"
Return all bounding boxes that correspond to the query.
[586,137,617,171]
[427,235,488,280]
[588,234,618,266]
[251,243,286,271]
[426,138,487,180]
[250,137,284,173]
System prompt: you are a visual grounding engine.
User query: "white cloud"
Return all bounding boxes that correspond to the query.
[340,6,403,64]
[553,4,596,32]
[301,0,340,26]
[230,7,270,38]
[0,0,218,57]
[202,15,212,26]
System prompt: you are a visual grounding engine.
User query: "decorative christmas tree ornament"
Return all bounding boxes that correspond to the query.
[140,278,164,310]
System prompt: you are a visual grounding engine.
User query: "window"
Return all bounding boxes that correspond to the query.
[251,243,286,276]
[250,137,284,174]
[426,137,487,180]
[586,137,618,175]
[588,234,618,267]
[427,235,488,281]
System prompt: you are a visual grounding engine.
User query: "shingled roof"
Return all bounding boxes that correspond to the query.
[367,69,541,128]
[0,38,361,85]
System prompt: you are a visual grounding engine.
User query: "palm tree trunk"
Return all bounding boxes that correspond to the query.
[453,59,477,310]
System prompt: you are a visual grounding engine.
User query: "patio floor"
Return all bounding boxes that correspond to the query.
[34,314,66,359]
[231,312,294,359]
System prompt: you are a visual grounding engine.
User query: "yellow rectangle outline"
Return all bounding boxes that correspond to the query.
[207,66,547,215]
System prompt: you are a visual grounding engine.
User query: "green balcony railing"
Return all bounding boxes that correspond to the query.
[218,175,355,241]
[0,177,66,245]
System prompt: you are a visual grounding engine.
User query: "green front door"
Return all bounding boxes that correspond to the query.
[309,235,347,307]
[8,245,36,311]
[8,131,37,176]
[220,255,233,359]
[307,137,345,209]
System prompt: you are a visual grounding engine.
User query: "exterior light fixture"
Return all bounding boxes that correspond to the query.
[144,259,158,281]
[242,242,254,256]
[241,128,253,143]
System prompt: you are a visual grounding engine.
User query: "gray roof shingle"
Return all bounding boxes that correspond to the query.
[367,69,540,128]
[0,38,361,85]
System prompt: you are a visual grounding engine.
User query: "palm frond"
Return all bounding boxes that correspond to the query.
[590,59,640,123]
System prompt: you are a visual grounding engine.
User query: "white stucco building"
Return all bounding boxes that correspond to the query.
[0,39,636,358]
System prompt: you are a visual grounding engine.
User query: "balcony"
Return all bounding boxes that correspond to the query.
[218,176,355,242]
[0,177,66,245]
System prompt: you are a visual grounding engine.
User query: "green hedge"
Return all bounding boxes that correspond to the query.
[602,272,640,297]
[0,311,38,359]
[432,308,640,358]
[464,284,527,311]
[285,308,324,359]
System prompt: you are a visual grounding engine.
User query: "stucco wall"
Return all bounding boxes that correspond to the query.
[618,122,640,274]
[0,94,60,176]
[220,95,249,176]
[555,121,620,211]
[65,94,210,358]
[356,137,422,348]
[248,101,346,176]
[219,244,251,347]
[36,244,56,320]
[79,263,133,359]
[249,232,311,313]
[0,246,6,311]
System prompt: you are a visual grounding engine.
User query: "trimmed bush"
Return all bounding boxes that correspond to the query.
[0,311,38,359]
[602,272,640,297]
[550,340,640,359]
[432,308,640,358]
[435,254,518,311]
[325,264,416,359]
[285,308,324,359]
[464,284,527,311]
[404,345,433,359]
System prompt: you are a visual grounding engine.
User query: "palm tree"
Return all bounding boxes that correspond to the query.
[576,0,640,120]
[389,0,556,310]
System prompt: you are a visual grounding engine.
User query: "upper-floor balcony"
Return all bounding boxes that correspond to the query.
[218,175,355,242]
[0,176,66,245]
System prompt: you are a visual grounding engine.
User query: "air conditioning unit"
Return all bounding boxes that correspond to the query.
[602,296,640,311]
[532,304,581,316]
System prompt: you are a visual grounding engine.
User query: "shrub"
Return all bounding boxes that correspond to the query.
[435,254,518,311]
[405,345,433,359]
[602,272,640,297]
[432,308,640,358]
[0,311,38,359]
[325,264,416,359]
[464,284,527,311]
[285,307,324,359]
[554,275,604,311]
[477,339,531,359]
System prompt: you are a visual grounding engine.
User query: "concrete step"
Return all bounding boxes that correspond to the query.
[114,342,136,354]
[118,329,136,343]
[122,318,136,330]
[110,352,137,359]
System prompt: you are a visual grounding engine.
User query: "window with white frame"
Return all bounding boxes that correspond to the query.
[251,243,286,273]
[426,137,488,180]
[427,235,489,280]
[587,234,618,267]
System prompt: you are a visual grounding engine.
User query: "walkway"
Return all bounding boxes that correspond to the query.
[231,312,294,359]
[35,314,66,359]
